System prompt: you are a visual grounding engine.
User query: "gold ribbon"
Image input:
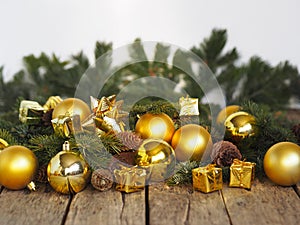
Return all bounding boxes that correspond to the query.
[179,96,199,116]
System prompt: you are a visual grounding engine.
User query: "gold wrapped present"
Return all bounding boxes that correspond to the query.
[229,159,256,189]
[19,100,45,124]
[51,115,82,137]
[179,96,199,116]
[192,164,222,193]
[114,166,146,193]
[19,96,62,124]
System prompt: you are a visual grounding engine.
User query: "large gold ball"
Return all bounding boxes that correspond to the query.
[264,142,300,186]
[135,138,176,183]
[171,124,213,162]
[0,146,38,190]
[135,113,175,143]
[217,105,240,125]
[52,98,91,121]
[47,150,91,194]
[225,111,256,140]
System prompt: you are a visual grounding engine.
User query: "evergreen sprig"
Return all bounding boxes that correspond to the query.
[0,128,18,145]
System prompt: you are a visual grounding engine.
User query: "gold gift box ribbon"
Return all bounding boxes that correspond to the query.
[192,164,222,193]
[114,166,147,193]
[229,159,256,189]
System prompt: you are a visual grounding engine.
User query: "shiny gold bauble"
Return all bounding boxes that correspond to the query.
[47,150,91,194]
[264,142,300,186]
[0,138,9,150]
[135,113,175,143]
[52,98,91,121]
[171,124,213,162]
[225,111,256,139]
[0,145,38,190]
[216,105,240,124]
[135,138,176,182]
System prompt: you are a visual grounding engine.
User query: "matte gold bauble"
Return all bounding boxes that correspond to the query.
[0,145,38,190]
[171,124,213,162]
[135,113,175,143]
[52,98,91,121]
[47,142,91,194]
[135,138,176,182]
[216,105,240,125]
[264,142,300,186]
[225,111,256,139]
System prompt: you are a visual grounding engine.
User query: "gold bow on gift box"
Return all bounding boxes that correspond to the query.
[229,159,256,189]
[19,96,62,124]
[90,95,128,133]
[192,164,222,193]
[114,165,147,193]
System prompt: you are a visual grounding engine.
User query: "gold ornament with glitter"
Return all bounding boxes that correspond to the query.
[179,96,199,116]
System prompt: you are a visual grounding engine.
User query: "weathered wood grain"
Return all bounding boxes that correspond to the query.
[148,184,230,225]
[64,185,145,225]
[222,179,300,225]
[0,184,69,225]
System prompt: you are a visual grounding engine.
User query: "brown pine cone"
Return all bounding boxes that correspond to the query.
[35,164,48,183]
[41,109,54,126]
[292,124,300,144]
[116,131,143,151]
[91,168,114,192]
[109,151,137,171]
[211,141,242,167]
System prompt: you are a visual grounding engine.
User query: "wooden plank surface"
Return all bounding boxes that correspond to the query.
[64,185,145,225]
[0,184,69,225]
[148,184,230,225]
[222,179,300,225]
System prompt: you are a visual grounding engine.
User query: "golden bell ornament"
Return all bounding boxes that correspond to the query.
[216,105,240,125]
[225,111,256,140]
[171,124,213,162]
[47,141,91,194]
[0,145,38,190]
[52,98,91,122]
[264,142,300,186]
[135,113,175,143]
[135,138,176,183]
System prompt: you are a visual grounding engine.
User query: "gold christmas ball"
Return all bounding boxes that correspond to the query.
[264,142,300,186]
[135,113,175,143]
[52,98,91,121]
[135,138,176,182]
[47,150,91,194]
[216,105,240,125]
[225,111,256,139]
[171,124,213,162]
[0,145,38,190]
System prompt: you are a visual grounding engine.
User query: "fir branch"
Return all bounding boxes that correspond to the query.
[167,161,200,186]
[0,128,18,145]
[28,134,65,165]
[69,133,112,170]
[100,132,126,155]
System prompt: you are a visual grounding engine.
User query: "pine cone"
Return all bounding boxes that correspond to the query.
[91,168,114,192]
[41,109,54,126]
[35,164,48,183]
[211,141,242,167]
[109,151,136,171]
[292,124,300,144]
[116,131,143,151]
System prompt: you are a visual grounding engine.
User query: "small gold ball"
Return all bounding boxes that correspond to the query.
[135,113,175,143]
[52,98,91,122]
[0,145,38,190]
[47,151,91,194]
[171,124,213,162]
[264,142,300,186]
[136,138,176,182]
[216,105,240,125]
[225,111,256,139]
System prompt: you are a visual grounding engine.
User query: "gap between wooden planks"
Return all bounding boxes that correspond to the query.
[0,180,299,225]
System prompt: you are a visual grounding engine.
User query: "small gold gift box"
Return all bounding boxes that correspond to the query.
[229,159,256,189]
[114,166,147,193]
[19,100,45,124]
[192,164,222,193]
